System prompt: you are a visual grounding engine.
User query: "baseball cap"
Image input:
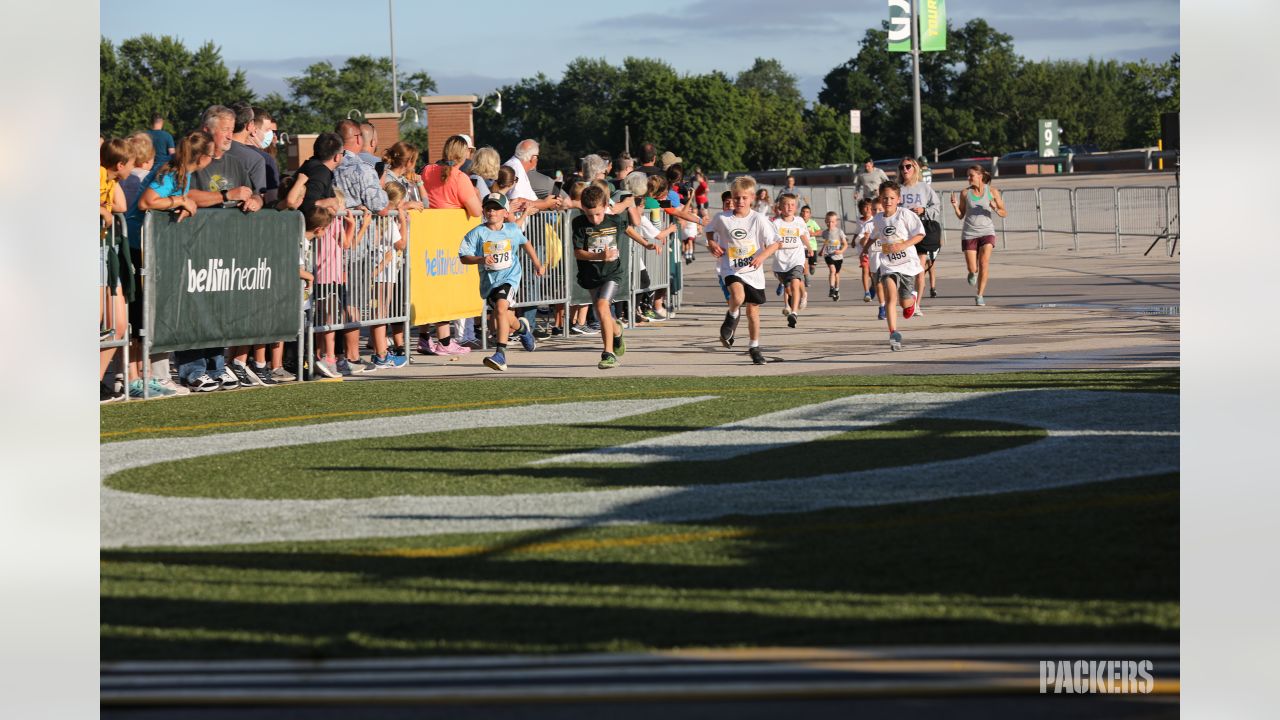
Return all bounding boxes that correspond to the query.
[482,192,508,210]
[660,150,683,167]
[458,134,476,150]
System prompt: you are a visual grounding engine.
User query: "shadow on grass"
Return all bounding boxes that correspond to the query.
[101,475,1179,661]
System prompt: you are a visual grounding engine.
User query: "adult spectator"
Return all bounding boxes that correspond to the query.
[660,150,682,171]
[781,174,809,208]
[416,134,480,356]
[227,103,267,199]
[358,121,380,168]
[502,139,563,212]
[636,143,661,176]
[281,131,343,215]
[469,146,501,197]
[333,119,389,213]
[853,159,889,201]
[249,106,280,205]
[146,114,175,170]
[456,133,477,173]
[614,152,634,182]
[580,154,608,183]
[188,105,261,212]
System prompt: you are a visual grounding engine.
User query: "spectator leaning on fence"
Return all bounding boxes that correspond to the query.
[382,141,425,208]
[469,146,501,198]
[503,140,563,213]
[358,121,380,169]
[99,138,133,401]
[331,118,390,373]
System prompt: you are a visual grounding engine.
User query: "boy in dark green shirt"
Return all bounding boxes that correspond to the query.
[571,185,657,369]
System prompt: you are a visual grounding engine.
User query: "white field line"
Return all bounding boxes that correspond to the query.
[101,390,1177,548]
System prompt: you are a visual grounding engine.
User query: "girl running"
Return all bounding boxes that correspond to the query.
[951,164,1007,306]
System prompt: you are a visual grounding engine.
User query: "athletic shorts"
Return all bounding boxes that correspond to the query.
[588,280,619,302]
[920,249,938,262]
[774,266,805,284]
[485,283,517,309]
[859,254,870,268]
[962,235,997,252]
[725,275,766,305]
[878,271,915,297]
[824,256,844,271]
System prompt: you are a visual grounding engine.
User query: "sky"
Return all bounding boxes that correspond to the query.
[100,0,1179,103]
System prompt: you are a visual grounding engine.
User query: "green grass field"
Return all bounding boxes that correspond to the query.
[100,369,1178,661]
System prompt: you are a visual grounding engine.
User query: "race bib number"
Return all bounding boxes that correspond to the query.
[778,227,802,248]
[728,242,757,268]
[483,238,513,270]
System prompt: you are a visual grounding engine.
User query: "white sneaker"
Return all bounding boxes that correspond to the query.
[800,296,808,310]
[156,377,190,396]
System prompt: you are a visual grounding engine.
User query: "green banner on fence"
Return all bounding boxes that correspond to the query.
[920,0,946,52]
[145,209,302,354]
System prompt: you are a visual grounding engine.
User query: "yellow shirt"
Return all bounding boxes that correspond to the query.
[99,166,117,210]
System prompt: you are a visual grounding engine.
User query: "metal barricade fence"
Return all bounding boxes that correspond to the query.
[1118,186,1169,247]
[307,210,411,371]
[100,213,131,399]
[478,210,573,349]
[1036,188,1076,250]
[629,209,674,325]
[1072,186,1122,252]
[995,188,1041,250]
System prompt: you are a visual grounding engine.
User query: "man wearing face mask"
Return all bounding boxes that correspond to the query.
[226,102,268,202]
[249,107,280,205]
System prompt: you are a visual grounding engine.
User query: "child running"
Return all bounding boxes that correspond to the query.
[868,182,924,351]
[459,192,543,371]
[572,185,657,369]
[801,205,821,278]
[706,176,781,365]
[819,211,848,301]
[854,199,877,304]
[772,193,810,327]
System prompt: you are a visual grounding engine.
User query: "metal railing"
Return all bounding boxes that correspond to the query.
[99,213,131,399]
[479,210,575,349]
[307,210,411,372]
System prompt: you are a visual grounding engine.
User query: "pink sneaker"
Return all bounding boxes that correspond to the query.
[436,339,471,355]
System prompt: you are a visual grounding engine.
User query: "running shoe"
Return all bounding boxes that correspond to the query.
[904,303,916,320]
[719,311,739,348]
[186,373,220,392]
[976,295,985,306]
[484,348,508,372]
[517,317,537,352]
[613,330,626,357]
[313,357,340,379]
[598,352,618,369]
[232,360,265,387]
[435,340,472,355]
[929,287,937,299]
[387,352,408,368]
[371,353,395,370]
[800,296,808,310]
[863,291,872,303]
[247,362,278,386]
[967,272,977,286]
[869,285,877,300]
[749,347,766,365]
[155,377,190,396]
[775,283,783,296]
[569,324,587,336]
[128,378,176,399]
[652,307,669,320]
[271,366,298,382]
[219,366,242,390]
[877,306,887,321]
[829,287,836,299]
[889,331,902,351]
[787,312,797,328]
[832,288,840,302]
[100,383,123,403]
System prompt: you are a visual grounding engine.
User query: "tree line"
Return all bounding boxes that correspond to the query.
[101,20,1177,173]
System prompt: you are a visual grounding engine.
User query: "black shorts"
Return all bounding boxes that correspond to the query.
[485,283,515,309]
[824,256,844,271]
[725,275,766,305]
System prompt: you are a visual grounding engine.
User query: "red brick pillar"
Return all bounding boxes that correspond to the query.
[421,95,477,164]
[364,112,402,153]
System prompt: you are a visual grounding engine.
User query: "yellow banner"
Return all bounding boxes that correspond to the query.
[407,209,484,325]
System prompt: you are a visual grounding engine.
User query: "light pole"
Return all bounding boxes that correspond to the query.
[473,91,502,115]
[934,141,980,163]
[389,0,398,113]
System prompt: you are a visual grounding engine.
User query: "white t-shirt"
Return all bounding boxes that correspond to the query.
[502,157,537,202]
[771,216,809,272]
[857,218,878,273]
[374,218,403,284]
[708,210,780,289]
[870,208,924,277]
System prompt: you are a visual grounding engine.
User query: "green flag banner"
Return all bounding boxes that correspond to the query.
[887,0,912,52]
[144,209,303,353]
[920,0,947,51]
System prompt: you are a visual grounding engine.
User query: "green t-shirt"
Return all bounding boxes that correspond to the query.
[572,212,629,288]
[805,219,822,250]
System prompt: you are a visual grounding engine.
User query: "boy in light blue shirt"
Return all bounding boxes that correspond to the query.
[459,192,544,371]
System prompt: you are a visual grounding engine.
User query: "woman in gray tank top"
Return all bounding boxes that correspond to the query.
[951,165,1006,306]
